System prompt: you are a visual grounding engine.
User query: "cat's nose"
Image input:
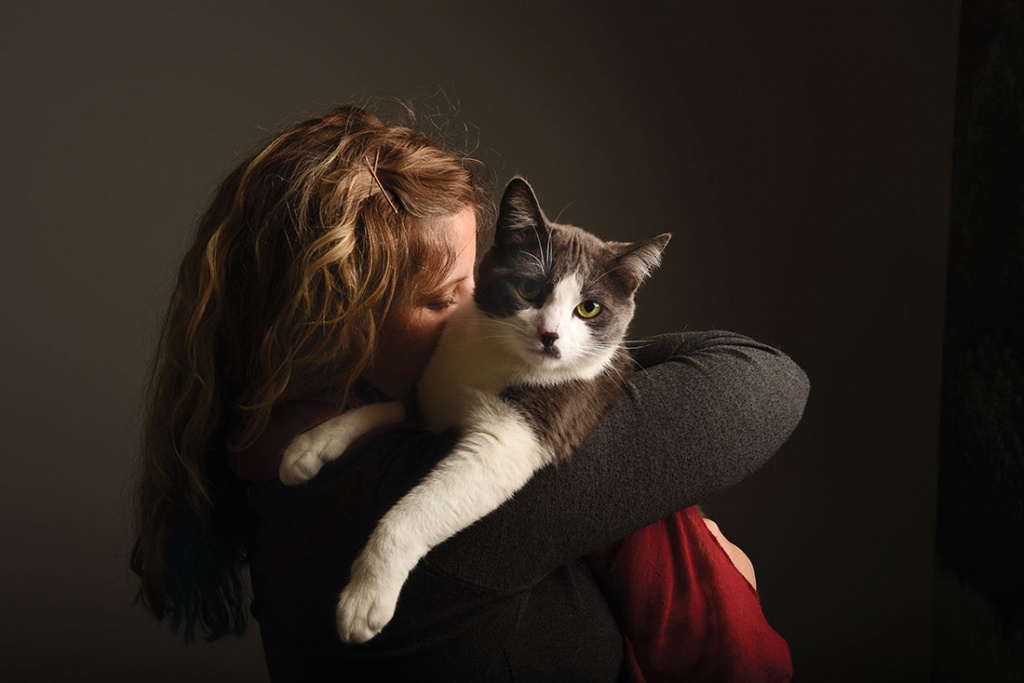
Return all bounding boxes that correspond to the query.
[540,332,559,349]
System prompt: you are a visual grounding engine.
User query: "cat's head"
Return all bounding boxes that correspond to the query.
[474,177,670,383]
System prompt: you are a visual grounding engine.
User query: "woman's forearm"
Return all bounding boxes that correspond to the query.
[427,331,810,590]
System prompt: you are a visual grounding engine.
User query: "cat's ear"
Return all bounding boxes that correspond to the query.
[495,177,548,244]
[611,233,672,292]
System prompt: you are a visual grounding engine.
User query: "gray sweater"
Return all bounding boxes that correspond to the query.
[246,331,810,682]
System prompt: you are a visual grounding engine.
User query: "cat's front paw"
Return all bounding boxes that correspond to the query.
[336,575,403,644]
[279,430,334,485]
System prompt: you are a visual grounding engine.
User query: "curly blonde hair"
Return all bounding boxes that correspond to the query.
[131,104,489,639]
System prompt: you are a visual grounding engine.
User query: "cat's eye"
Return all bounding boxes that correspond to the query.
[575,301,602,319]
[516,278,543,301]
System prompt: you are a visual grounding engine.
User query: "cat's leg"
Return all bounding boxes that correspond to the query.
[336,403,547,643]
[279,401,406,485]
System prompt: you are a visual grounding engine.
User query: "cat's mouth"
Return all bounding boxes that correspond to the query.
[507,325,567,367]
[526,341,562,362]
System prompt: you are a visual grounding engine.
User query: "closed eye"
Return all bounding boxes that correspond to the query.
[425,298,457,311]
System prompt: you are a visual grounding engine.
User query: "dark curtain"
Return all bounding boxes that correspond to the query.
[933,0,1024,679]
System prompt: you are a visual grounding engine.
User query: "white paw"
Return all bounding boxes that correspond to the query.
[279,430,334,485]
[335,574,403,644]
[279,409,388,485]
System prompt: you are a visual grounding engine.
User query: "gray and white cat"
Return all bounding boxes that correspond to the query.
[280,177,670,643]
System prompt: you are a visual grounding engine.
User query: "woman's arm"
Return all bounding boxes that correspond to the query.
[425,330,810,591]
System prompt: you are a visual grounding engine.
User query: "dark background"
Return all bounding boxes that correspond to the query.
[4,1,1015,680]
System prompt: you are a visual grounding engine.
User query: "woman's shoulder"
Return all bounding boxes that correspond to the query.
[228,394,344,482]
[228,382,410,483]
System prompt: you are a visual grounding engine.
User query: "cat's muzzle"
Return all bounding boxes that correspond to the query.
[539,332,561,359]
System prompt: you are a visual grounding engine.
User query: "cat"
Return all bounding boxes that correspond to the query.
[280,177,670,643]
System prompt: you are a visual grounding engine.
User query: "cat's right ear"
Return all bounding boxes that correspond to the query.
[611,233,672,292]
[495,177,547,244]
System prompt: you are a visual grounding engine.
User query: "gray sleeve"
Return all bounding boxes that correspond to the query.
[426,330,811,591]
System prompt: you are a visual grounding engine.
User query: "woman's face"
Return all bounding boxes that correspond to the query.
[363,205,478,398]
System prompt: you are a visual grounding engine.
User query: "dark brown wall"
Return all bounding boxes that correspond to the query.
[0,2,959,680]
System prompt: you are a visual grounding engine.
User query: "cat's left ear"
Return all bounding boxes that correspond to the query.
[611,233,672,292]
[494,176,548,244]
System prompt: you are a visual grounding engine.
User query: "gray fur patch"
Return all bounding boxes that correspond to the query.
[475,177,670,457]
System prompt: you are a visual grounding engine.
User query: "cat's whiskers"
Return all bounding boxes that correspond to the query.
[545,230,554,272]
[439,320,519,347]
[617,339,654,349]
[519,249,547,274]
[476,316,528,333]
[572,345,634,384]
[612,345,651,374]
[525,222,553,276]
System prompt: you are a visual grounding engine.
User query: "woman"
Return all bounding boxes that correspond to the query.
[132,104,808,681]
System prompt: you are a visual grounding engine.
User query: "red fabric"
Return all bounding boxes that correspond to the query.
[228,396,343,482]
[586,507,793,683]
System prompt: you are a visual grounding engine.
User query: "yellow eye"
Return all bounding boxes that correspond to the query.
[517,278,543,300]
[576,301,602,319]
